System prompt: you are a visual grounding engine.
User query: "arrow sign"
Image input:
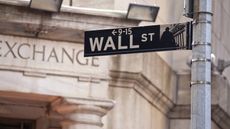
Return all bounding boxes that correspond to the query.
[84,22,192,57]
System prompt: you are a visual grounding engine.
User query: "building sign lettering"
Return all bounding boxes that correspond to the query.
[0,35,107,78]
[0,40,99,66]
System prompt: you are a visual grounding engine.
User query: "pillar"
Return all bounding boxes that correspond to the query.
[52,98,115,129]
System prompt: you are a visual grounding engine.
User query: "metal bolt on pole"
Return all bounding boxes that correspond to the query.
[190,0,212,129]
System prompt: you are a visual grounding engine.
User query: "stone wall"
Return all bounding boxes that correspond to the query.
[0,1,229,129]
[212,0,230,78]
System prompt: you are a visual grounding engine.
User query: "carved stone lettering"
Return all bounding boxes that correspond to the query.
[4,41,17,58]
[0,35,107,77]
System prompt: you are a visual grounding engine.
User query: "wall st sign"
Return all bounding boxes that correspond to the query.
[84,22,193,57]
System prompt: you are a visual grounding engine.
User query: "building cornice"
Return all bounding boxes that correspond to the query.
[0,3,139,43]
[169,74,230,129]
[212,105,230,129]
[109,70,175,115]
[0,0,128,19]
[168,105,230,129]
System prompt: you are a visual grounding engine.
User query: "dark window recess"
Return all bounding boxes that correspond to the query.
[0,118,35,129]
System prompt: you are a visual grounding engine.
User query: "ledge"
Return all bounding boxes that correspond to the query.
[109,70,175,115]
[169,73,230,129]
[212,105,230,129]
[0,3,139,43]
[0,0,128,18]
[168,105,230,129]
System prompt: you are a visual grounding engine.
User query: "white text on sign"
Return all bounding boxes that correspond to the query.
[141,33,156,42]
[89,28,156,52]
[89,35,139,52]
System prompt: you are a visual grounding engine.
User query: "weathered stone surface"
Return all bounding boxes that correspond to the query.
[0,4,139,43]
[52,97,115,129]
[0,1,229,129]
[0,34,108,79]
[110,52,177,103]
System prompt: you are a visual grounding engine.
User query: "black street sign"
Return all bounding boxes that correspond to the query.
[84,22,192,57]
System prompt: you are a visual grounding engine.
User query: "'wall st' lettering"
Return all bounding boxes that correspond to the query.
[89,35,139,52]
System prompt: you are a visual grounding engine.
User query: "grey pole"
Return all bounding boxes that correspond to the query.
[191,0,212,129]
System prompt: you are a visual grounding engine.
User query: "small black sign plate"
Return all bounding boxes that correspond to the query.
[84,22,192,57]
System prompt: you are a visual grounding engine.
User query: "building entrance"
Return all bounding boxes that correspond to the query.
[0,118,35,129]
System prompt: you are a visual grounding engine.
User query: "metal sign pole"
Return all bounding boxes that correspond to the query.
[191,0,212,129]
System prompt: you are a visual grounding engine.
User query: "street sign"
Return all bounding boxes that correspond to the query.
[84,22,192,57]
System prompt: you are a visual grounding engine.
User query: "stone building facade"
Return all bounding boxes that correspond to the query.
[0,0,229,129]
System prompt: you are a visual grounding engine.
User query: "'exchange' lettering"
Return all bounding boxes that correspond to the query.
[0,40,99,67]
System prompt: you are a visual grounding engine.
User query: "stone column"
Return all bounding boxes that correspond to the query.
[52,97,115,129]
